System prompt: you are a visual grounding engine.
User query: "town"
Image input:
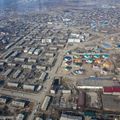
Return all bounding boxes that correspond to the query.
[0,0,120,120]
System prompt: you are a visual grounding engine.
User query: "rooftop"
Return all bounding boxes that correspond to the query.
[102,94,120,112]
[60,114,83,120]
[77,78,119,88]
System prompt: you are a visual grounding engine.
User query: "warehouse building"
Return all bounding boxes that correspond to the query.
[23,84,35,91]
[34,49,41,55]
[49,46,58,51]
[28,48,36,54]
[76,92,86,109]
[4,51,14,59]
[14,57,26,62]
[16,113,25,120]
[42,38,53,43]
[41,96,51,111]
[35,117,43,120]
[28,58,37,63]
[7,62,16,67]
[68,38,81,43]
[11,51,21,58]
[70,33,80,38]
[76,78,119,90]
[62,89,71,94]
[5,42,15,50]
[48,58,55,66]
[24,47,30,53]
[59,39,67,44]
[102,94,120,112]
[13,69,22,79]
[103,86,120,95]
[57,43,65,48]
[36,85,43,92]
[11,100,27,108]
[45,52,55,57]
[60,113,83,120]
[3,68,13,77]
[29,41,35,45]
[50,78,60,94]
[0,61,5,66]
[7,82,19,88]
[39,72,48,81]
[0,97,7,104]
[0,116,14,120]
[22,64,33,70]
[36,65,47,71]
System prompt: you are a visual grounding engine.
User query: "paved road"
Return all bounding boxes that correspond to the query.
[0,25,38,59]
[0,27,119,119]
[27,50,64,120]
[0,49,64,120]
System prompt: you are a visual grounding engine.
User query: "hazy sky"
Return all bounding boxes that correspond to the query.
[0,0,119,12]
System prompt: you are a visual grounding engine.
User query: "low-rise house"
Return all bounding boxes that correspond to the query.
[102,94,120,112]
[7,82,19,88]
[16,113,25,120]
[41,96,51,111]
[23,84,35,91]
[11,100,26,108]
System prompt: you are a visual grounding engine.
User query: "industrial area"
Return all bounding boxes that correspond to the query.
[0,0,120,120]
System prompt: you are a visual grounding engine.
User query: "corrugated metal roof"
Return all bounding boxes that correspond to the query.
[103,87,113,92]
[103,87,120,93]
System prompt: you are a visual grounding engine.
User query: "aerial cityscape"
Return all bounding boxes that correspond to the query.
[0,0,120,120]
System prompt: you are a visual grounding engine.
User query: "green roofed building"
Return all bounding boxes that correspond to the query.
[83,54,91,59]
[93,54,100,59]
[86,58,94,64]
[84,111,96,117]
[102,54,109,59]
[64,66,72,71]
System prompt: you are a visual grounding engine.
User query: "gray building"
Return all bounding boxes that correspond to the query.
[102,94,120,112]
[3,69,13,77]
[11,100,26,108]
[60,113,83,120]
[41,96,51,111]
[7,82,19,88]
[23,84,35,91]
[13,70,22,79]
[39,72,47,81]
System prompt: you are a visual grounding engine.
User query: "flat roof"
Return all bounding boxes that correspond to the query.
[102,94,120,112]
[60,114,83,120]
[77,78,120,87]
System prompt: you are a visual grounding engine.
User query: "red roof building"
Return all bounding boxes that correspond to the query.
[103,87,120,94]
[113,87,120,92]
[103,87,113,93]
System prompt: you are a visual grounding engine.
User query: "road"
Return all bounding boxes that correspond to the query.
[0,26,119,119]
[26,50,64,120]
[0,49,64,120]
[0,25,39,59]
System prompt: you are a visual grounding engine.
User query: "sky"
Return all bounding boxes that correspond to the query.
[0,0,119,13]
[0,0,63,11]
